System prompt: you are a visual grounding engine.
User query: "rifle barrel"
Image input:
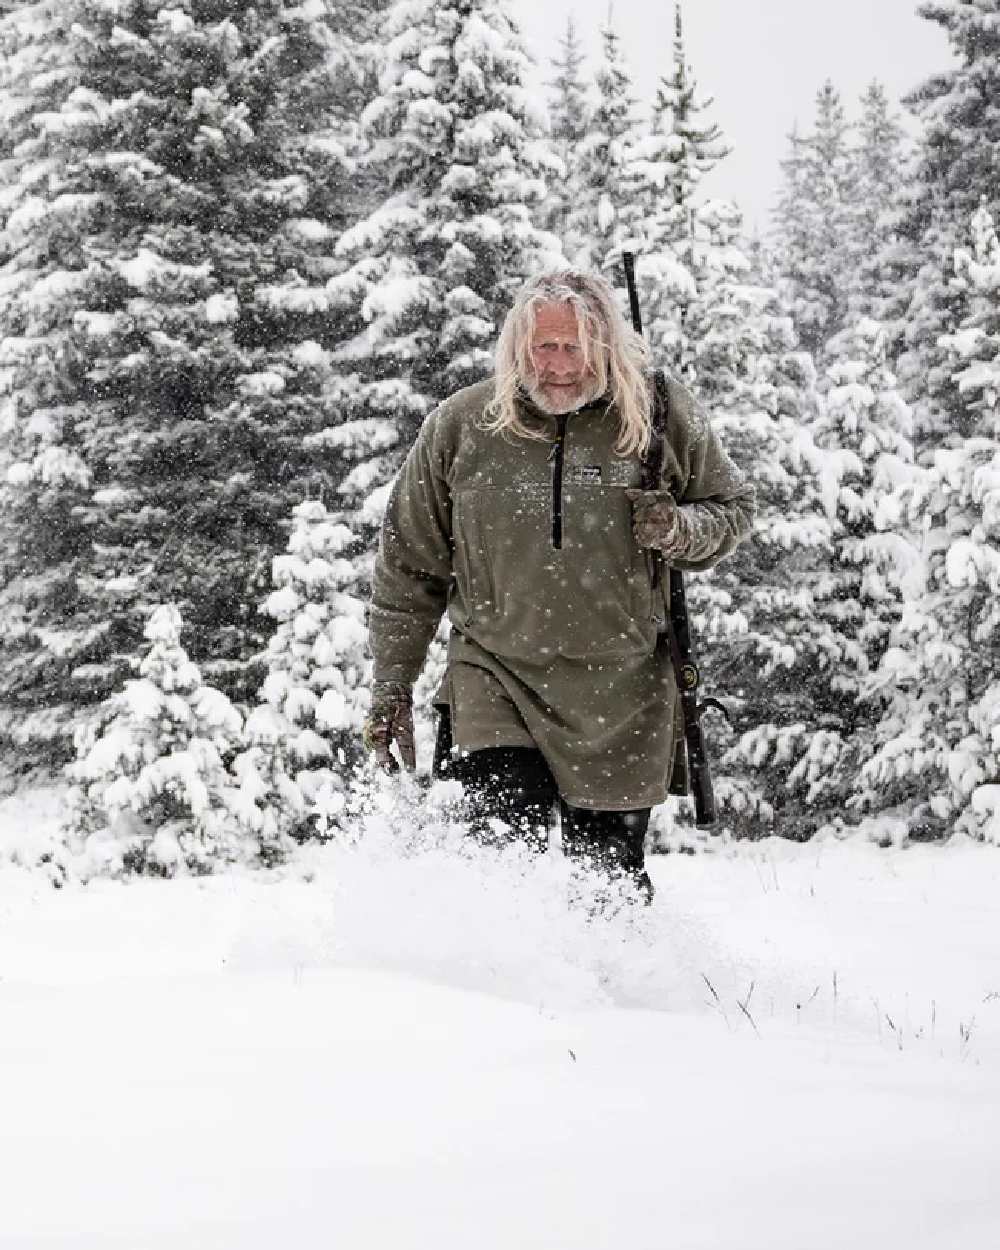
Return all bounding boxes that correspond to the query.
[622,251,643,336]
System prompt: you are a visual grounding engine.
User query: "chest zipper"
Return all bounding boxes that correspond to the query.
[548,413,569,549]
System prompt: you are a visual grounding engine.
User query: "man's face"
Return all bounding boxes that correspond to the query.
[524,301,601,415]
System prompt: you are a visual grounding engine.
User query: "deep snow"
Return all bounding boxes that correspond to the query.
[1,786,999,1249]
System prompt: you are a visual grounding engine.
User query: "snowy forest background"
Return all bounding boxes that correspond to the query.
[0,0,998,878]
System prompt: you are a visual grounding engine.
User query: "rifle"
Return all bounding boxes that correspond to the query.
[622,250,719,828]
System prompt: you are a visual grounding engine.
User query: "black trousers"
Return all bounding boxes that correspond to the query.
[433,709,651,888]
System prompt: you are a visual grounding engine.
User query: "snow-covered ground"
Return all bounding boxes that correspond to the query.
[2,787,999,1250]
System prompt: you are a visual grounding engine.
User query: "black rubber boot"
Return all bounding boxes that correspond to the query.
[447,744,558,852]
[561,804,654,904]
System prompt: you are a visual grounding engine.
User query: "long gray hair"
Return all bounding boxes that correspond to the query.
[483,270,652,457]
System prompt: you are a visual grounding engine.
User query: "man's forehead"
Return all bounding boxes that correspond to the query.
[532,301,581,337]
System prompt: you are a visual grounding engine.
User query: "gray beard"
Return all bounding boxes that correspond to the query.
[522,377,604,415]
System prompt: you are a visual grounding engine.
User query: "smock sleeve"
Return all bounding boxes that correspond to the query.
[650,380,756,571]
[368,409,455,683]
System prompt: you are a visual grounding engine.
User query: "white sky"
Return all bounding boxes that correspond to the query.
[509,0,951,232]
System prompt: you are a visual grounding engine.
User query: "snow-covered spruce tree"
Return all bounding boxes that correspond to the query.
[850,81,908,325]
[309,0,563,534]
[771,81,860,366]
[786,319,920,824]
[617,2,731,384]
[643,2,728,215]
[769,124,810,304]
[543,13,590,258]
[0,0,90,785]
[0,0,374,784]
[566,17,638,270]
[66,603,250,876]
[237,498,369,841]
[888,0,1000,447]
[857,207,1000,843]
[678,297,844,840]
[680,200,767,401]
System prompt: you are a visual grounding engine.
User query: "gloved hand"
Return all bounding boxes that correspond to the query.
[626,488,690,560]
[362,681,416,772]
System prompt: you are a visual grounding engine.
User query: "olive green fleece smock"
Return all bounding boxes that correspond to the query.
[369,377,755,810]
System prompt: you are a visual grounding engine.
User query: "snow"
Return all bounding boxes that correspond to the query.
[7,445,92,488]
[292,339,329,367]
[156,8,195,37]
[956,360,999,395]
[72,309,126,337]
[1,787,999,1250]
[237,370,286,397]
[945,536,980,587]
[205,292,238,324]
[289,0,327,20]
[255,175,309,212]
[23,268,89,308]
[264,584,299,619]
[115,246,212,291]
[84,150,162,185]
[400,67,436,96]
[316,687,349,730]
[285,217,334,243]
[358,477,393,525]
[971,786,1000,843]
[255,282,331,315]
[334,202,424,258]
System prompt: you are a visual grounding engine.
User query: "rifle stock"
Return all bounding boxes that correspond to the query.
[622,251,718,829]
[667,567,717,827]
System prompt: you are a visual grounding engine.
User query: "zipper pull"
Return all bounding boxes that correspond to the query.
[547,415,568,461]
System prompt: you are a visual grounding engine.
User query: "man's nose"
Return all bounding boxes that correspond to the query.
[550,350,579,376]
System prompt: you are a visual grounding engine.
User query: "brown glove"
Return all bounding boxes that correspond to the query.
[626,488,691,560]
[362,681,416,772]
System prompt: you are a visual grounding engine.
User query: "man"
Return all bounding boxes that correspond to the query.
[362,270,755,896]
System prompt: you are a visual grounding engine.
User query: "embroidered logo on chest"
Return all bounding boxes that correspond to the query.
[564,463,604,486]
[562,456,640,487]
